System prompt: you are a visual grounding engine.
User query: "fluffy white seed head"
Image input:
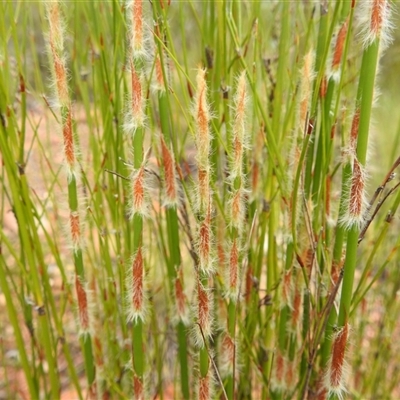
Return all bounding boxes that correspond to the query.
[125,247,148,323]
[127,161,153,219]
[126,0,150,60]
[193,67,212,171]
[270,351,288,392]
[339,158,369,231]
[357,0,393,50]
[196,369,215,400]
[160,136,179,207]
[219,332,242,379]
[329,18,349,82]
[195,204,215,275]
[191,280,214,348]
[323,323,350,400]
[172,272,190,326]
[75,275,94,336]
[230,71,249,181]
[299,50,315,131]
[224,238,241,302]
[228,186,247,234]
[124,64,147,135]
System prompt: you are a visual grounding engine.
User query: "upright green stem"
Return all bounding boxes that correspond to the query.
[320,1,355,366]
[62,105,96,386]
[131,124,145,389]
[45,2,95,388]
[158,84,190,399]
[338,40,380,327]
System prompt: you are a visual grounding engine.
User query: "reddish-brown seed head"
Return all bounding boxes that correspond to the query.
[75,276,89,332]
[199,219,211,269]
[198,375,210,400]
[332,20,348,70]
[328,323,349,394]
[93,336,104,367]
[194,68,211,170]
[275,352,285,383]
[133,375,144,400]
[229,239,239,293]
[282,270,292,307]
[371,0,385,37]
[350,108,360,152]
[131,63,142,122]
[198,168,210,212]
[155,54,165,90]
[291,287,302,330]
[130,166,147,217]
[349,159,365,218]
[222,333,235,365]
[69,211,81,249]
[161,137,177,205]
[197,281,211,341]
[132,0,143,54]
[53,51,69,105]
[285,360,295,389]
[63,109,75,169]
[132,247,144,313]
[230,189,244,231]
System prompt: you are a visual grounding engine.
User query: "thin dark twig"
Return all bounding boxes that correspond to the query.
[367,155,400,211]
[359,181,400,244]
[104,169,129,181]
[359,155,400,243]
[196,323,228,400]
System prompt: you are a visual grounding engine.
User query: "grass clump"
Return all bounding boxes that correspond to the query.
[1,1,400,399]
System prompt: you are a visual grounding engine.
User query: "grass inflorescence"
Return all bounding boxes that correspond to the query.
[1,1,400,399]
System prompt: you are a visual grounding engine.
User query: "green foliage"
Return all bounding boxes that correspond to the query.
[1,1,400,399]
